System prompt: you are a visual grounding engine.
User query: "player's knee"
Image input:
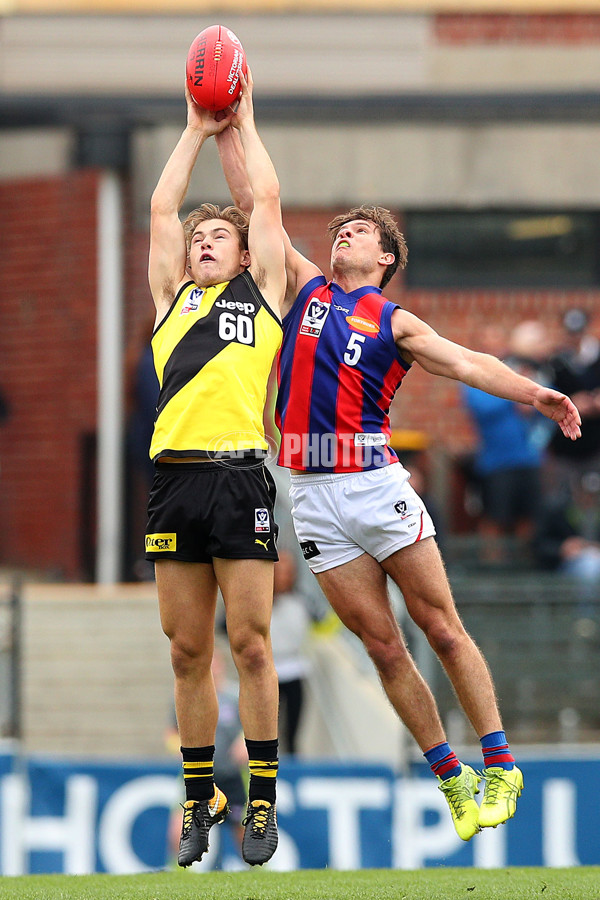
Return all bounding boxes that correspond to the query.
[229,630,270,675]
[169,637,210,679]
[363,633,409,678]
[424,620,463,661]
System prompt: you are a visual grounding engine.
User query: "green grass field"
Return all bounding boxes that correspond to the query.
[0,868,598,900]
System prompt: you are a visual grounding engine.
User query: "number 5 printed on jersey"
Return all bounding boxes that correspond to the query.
[344,332,366,367]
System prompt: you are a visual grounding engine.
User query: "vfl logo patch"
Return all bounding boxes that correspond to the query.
[299,300,330,337]
[255,538,271,551]
[300,540,321,560]
[145,532,177,552]
[255,508,270,533]
[180,288,203,316]
[394,501,409,518]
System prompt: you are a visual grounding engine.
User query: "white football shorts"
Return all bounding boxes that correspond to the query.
[289,463,436,574]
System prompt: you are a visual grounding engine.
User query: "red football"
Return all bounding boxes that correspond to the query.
[186,25,247,113]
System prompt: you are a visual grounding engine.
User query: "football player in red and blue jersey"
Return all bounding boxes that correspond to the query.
[216,129,582,841]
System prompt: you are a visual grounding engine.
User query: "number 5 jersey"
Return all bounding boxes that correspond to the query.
[276,275,411,473]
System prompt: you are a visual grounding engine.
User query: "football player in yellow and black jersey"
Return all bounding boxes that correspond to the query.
[146,71,284,867]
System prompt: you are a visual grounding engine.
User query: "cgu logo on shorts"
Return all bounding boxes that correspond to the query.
[255,508,270,532]
[300,300,330,337]
[180,288,204,316]
[145,533,177,551]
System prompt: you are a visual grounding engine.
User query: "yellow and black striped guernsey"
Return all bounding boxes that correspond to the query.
[149,270,282,461]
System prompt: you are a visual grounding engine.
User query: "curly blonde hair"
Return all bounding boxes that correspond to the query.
[327,205,408,289]
[183,203,249,252]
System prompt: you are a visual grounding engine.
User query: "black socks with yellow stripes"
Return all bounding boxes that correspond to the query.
[181,745,215,802]
[246,738,279,804]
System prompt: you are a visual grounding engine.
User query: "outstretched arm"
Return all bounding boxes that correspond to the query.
[148,86,232,322]
[392,308,582,441]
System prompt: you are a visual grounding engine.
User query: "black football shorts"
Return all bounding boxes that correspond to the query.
[145,460,279,563]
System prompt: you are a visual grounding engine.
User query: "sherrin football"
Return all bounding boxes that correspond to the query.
[186,25,247,112]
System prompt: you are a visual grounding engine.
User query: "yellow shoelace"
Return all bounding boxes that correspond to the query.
[181,803,197,834]
[244,803,269,835]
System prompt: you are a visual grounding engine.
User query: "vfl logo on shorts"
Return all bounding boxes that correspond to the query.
[145,533,177,551]
[299,300,330,337]
[255,508,270,533]
[394,501,409,519]
[300,540,321,560]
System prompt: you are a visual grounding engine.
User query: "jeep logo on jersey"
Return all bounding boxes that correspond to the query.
[180,288,204,316]
[346,315,379,336]
[215,297,257,347]
[299,300,330,337]
[255,508,270,532]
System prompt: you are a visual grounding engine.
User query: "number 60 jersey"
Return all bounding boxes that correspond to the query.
[276,275,411,473]
[150,270,282,462]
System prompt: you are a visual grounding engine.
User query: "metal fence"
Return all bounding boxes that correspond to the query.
[421,572,600,744]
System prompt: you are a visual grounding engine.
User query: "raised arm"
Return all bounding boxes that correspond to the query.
[392,308,582,441]
[223,71,286,313]
[216,100,320,312]
[148,86,232,323]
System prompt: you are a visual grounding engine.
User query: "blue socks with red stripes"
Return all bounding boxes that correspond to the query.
[424,742,462,780]
[480,730,515,770]
[425,731,515,780]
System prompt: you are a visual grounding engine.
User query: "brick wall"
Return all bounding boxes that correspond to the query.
[436,13,600,44]
[1,177,598,578]
[0,171,153,579]
[0,172,99,578]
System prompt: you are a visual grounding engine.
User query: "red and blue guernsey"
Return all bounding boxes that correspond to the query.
[276,275,412,473]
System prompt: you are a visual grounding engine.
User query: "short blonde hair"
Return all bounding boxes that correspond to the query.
[183,203,249,253]
[327,205,408,289]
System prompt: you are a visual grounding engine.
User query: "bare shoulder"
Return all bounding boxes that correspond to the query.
[391,307,431,341]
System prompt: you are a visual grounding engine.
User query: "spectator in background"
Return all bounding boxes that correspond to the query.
[535,471,600,623]
[462,321,551,565]
[124,313,160,581]
[548,308,600,493]
[0,386,9,479]
[504,319,554,388]
[270,549,312,755]
[125,312,160,489]
[0,388,9,426]
[402,453,446,555]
